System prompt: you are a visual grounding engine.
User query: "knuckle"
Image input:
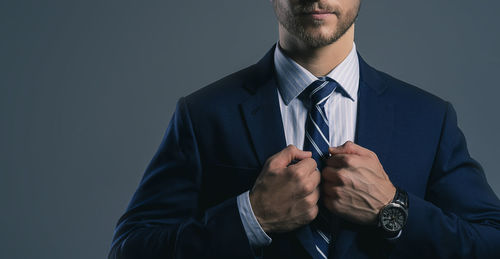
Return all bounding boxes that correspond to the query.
[343,155,353,165]
[297,181,309,195]
[267,168,280,177]
[289,166,302,179]
[336,175,346,186]
[310,173,321,189]
[331,186,342,198]
[307,206,319,221]
[304,182,315,194]
[313,172,321,185]
[311,188,320,202]
[266,157,280,170]
[287,144,298,152]
[337,173,350,186]
[304,192,315,205]
[306,157,317,168]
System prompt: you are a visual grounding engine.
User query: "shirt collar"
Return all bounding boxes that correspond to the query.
[274,42,359,105]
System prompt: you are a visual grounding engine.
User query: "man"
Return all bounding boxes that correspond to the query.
[109,0,500,258]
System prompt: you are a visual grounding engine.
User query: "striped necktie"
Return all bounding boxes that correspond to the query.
[303,78,339,259]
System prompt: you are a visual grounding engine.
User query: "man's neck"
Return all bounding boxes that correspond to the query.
[278,24,355,77]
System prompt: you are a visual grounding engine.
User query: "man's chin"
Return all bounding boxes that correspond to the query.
[297,32,338,48]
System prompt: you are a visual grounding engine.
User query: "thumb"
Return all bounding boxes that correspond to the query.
[329,141,357,155]
[274,145,312,168]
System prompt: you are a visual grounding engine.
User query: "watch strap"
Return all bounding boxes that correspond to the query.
[393,187,409,209]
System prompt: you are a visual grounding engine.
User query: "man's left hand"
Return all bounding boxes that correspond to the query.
[322,141,396,225]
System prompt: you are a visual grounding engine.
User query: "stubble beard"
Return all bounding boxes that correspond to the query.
[276,3,360,48]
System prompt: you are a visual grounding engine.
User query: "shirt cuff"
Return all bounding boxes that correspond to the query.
[385,229,402,241]
[236,191,272,248]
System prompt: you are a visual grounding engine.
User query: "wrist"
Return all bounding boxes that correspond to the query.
[237,191,272,247]
[379,184,397,213]
[248,190,271,233]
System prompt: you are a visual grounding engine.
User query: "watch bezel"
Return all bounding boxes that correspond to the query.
[379,202,408,233]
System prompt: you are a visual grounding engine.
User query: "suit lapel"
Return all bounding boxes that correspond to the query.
[240,46,287,167]
[331,54,395,259]
[355,73,394,166]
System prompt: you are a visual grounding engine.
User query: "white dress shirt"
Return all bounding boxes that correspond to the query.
[237,42,360,247]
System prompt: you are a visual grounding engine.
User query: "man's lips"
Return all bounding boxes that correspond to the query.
[300,10,335,19]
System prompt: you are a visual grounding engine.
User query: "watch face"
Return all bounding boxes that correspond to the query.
[381,206,407,232]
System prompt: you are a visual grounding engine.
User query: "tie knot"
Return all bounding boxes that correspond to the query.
[306,79,339,106]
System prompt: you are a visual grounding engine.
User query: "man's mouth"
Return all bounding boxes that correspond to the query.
[301,10,335,19]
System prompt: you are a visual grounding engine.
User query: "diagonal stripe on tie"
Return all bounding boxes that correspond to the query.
[315,105,328,123]
[309,113,329,144]
[305,131,325,158]
[315,245,328,259]
[317,229,330,244]
[309,110,329,141]
[309,81,329,97]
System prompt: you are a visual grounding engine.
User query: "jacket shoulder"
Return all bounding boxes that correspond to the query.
[378,68,449,110]
[183,64,257,107]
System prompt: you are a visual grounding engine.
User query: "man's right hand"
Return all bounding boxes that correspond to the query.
[249,145,320,233]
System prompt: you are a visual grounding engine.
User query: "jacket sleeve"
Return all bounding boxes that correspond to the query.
[395,102,500,258]
[108,97,256,259]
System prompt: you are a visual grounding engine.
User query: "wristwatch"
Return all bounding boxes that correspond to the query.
[378,187,409,237]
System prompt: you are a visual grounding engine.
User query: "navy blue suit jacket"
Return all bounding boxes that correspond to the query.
[109,46,500,258]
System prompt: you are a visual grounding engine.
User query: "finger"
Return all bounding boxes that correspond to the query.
[291,157,317,175]
[325,154,347,168]
[321,166,346,185]
[298,168,321,197]
[270,145,312,168]
[329,141,374,157]
[310,169,321,188]
[302,204,319,223]
[304,187,320,204]
[298,188,320,219]
[325,153,359,168]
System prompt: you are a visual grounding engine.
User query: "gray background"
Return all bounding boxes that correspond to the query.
[1,1,499,258]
